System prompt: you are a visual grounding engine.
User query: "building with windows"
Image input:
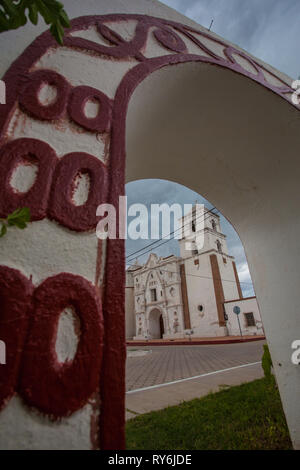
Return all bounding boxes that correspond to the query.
[126,206,263,339]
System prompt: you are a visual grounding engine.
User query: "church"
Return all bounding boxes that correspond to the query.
[126,206,263,340]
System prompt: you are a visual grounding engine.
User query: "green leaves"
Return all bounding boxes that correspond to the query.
[0,207,31,238]
[0,0,70,45]
[28,3,38,25]
[0,224,7,238]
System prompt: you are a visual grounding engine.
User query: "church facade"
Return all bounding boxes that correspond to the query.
[126,207,263,340]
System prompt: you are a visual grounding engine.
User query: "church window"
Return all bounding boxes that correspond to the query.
[192,242,198,255]
[211,219,216,230]
[150,288,157,302]
[216,240,222,252]
[244,312,256,327]
[192,220,196,232]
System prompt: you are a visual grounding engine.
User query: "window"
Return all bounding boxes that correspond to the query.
[192,242,198,255]
[216,240,222,253]
[150,288,157,302]
[245,312,255,327]
[192,220,196,232]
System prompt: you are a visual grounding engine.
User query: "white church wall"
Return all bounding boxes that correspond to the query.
[224,297,264,336]
[130,255,186,339]
[165,306,185,337]
[184,254,224,337]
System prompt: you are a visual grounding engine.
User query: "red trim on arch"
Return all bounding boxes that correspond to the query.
[20,273,104,418]
[0,266,33,410]
[0,138,58,220]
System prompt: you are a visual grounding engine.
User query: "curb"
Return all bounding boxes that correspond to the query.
[126,336,265,347]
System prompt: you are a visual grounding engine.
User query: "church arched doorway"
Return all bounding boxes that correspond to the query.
[148,308,164,339]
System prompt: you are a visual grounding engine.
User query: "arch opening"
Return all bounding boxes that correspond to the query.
[148,308,164,339]
[124,60,300,448]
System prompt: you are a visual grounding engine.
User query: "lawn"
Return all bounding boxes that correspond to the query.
[126,377,292,450]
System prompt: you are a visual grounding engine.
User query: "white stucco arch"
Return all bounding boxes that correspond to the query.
[125,61,300,448]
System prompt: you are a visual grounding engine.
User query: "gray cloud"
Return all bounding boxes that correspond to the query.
[163,0,300,78]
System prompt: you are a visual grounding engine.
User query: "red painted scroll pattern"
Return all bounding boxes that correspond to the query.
[0,138,108,231]
[0,267,103,418]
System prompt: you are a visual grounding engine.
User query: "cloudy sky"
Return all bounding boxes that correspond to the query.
[125,1,300,297]
[162,0,300,79]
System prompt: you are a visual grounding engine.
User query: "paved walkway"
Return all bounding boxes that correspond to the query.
[126,340,265,391]
[126,340,265,420]
[126,361,263,420]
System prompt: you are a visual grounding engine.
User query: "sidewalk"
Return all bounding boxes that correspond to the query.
[127,335,265,347]
[126,361,263,420]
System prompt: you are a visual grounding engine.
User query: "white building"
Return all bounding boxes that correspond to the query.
[126,206,263,340]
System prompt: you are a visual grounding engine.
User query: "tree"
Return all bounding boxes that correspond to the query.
[0,0,70,44]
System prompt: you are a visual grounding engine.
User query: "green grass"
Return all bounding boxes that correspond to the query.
[126,377,292,450]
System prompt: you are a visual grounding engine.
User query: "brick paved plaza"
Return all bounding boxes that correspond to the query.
[126,340,265,392]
